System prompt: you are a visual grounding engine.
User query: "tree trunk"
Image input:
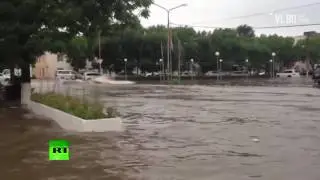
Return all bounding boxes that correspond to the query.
[6,56,32,104]
[21,61,31,105]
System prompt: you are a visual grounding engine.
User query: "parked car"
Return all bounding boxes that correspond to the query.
[74,72,84,79]
[83,72,101,81]
[276,69,300,78]
[55,70,76,80]
[0,69,11,86]
[144,72,153,77]
[205,71,217,76]
[152,72,160,76]
[258,71,266,76]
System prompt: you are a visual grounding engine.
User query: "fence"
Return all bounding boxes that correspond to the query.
[31,80,104,105]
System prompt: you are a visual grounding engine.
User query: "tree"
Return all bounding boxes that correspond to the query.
[0,0,152,101]
[65,36,89,70]
[236,25,255,38]
[0,0,152,68]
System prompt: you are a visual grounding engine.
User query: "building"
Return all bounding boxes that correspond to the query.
[293,31,320,46]
[34,52,72,79]
[293,35,305,46]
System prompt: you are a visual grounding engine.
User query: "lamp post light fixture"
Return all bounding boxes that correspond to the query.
[153,3,188,81]
[219,59,223,80]
[271,52,276,79]
[124,58,128,80]
[269,59,273,78]
[245,59,249,80]
[97,58,103,75]
[215,51,220,80]
[190,58,194,80]
[159,58,163,81]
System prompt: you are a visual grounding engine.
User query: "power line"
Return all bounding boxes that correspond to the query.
[254,23,320,29]
[191,2,320,24]
[170,22,320,30]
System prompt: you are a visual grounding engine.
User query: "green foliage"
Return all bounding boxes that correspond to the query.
[0,0,152,69]
[236,24,255,37]
[31,92,119,119]
[98,24,312,73]
[65,36,89,70]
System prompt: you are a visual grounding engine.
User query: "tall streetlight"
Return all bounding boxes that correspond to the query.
[124,58,127,80]
[153,3,187,81]
[190,58,194,80]
[269,59,273,78]
[272,52,276,79]
[215,51,220,80]
[219,59,223,80]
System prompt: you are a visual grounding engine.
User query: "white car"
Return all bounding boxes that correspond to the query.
[144,72,152,77]
[258,71,266,76]
[83,72,101,81]
[0,70,11,86]
[276,69,300,78]
[55,70,76,80]
[205,71,217,76]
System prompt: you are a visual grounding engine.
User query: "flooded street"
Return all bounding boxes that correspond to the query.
[1,83,320,180]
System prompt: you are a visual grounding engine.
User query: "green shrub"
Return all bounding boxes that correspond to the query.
[31,92,119,119]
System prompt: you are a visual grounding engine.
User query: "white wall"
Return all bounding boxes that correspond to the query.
[35,52,72,79]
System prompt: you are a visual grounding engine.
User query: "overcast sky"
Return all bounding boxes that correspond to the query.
[140,0,320,37]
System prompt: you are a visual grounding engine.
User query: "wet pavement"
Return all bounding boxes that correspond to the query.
[1,80,320,180]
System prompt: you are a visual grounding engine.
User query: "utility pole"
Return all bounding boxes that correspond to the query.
[160,41,164,81]
[98,30,101,59]
[306,34,311,78]
[304,31,317,77]
[153,3,187,81]
[167,11,170,81]
[178,39,181,82]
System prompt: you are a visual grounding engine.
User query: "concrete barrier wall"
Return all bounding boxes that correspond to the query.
[27,101,122,132]
[82,118,122,132]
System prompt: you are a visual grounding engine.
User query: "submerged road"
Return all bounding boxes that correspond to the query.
[1,82,320,180]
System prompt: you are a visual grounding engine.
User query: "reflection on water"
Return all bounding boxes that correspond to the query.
[1,82,320,180]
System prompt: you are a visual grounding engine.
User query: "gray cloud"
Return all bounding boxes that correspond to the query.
[140,0,320,36]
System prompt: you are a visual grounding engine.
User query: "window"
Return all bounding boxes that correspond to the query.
[86,73,100,76]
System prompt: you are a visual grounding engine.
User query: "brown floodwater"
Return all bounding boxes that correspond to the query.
[1,80,320,180]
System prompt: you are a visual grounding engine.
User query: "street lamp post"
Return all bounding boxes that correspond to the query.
[219,59,223,80]
[272,52,276,79]
[156,62,160,81]
[124,58,127,80]
[153,3,187,81]
[245,59,249,80]
[269,59,273,78]
[159,58,163,81]
[97,58,103,75]
[215,51,220,81]
[190,58,194,80]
